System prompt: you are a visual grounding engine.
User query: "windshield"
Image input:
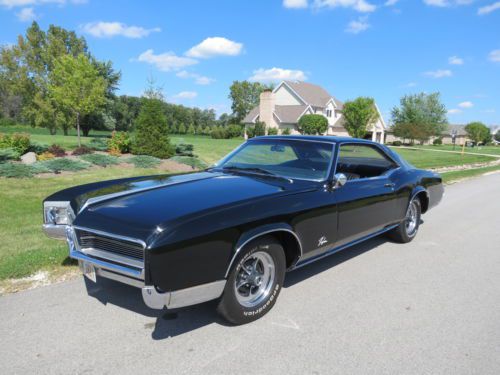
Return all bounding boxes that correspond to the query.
[215,139,334,181]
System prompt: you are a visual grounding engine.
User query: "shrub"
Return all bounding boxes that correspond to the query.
[170,156,207,170]
[108,131,131,155]
[72,146,93,155]
[47,144,66,157]
[90,138,108,151]
[0,162,36,178]
[0,132,31,154]
[127,155,161,168]
[187,124,195,135]
[37,152,55,161]
[433,138,443,145]
[254,122,266,137]
[29,141,49,154]
[267,127,278,135]
[38,158,90,173]
[133,97,175,159]
[80,154,119,167]
[0,148,21,162]
[175,143,194,156]
[211,127,227,139]
[178,124,187,134]
[282,128,291,135]
[297,114,328,135]
[226,124,243,138]
[392,140,402,146]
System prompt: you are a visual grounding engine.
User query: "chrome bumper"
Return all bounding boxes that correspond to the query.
[42,224,67,240]
[66,226,226,310]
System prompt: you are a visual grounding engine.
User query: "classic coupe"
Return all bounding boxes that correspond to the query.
[43,136,443,324]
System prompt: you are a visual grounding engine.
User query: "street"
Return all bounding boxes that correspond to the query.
[1,173,499,375]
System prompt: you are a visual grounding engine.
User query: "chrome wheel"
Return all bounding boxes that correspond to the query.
[405,200,418,237]
[234,251,275,308]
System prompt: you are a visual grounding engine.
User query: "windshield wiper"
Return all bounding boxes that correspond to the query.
[221,166,293,183]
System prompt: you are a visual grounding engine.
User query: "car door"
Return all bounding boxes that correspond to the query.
[333,143,400,247]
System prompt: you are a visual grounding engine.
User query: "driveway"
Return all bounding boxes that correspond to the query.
[1,173,499,375]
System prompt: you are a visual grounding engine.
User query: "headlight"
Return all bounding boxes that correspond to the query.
[43,201,74,225]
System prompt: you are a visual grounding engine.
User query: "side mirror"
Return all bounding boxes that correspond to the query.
[333,173,347,188]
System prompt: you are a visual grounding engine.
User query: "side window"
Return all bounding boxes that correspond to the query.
[336,144,398,180]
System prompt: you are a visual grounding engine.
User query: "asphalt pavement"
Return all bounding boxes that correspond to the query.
[1,172,499,375]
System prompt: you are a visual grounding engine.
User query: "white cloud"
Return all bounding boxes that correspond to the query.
[314,0,376,12]
[186,37,243,59]
[448,55,464,65]
[0,0,85,8]
[385,0,399,5]
[82,22,160,39]
[176,70,215,85]
[458,101,473,108]
[448,108,462,114]
[137,49,198,72]
[249,67,307,82]
[283,0,308,8]
[16,6,35,21]
[345,17,370,33]
[423,0,474,7]
[482,109,495,113]
[423,69,452,78]
[489,49,500,62]
[403,82,417,87]
[173,91,198,100]
[478,1,500,14]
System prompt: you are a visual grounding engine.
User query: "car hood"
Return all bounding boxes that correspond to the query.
[73,171,312,241]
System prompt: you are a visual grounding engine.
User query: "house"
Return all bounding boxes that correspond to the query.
[243,80,386,143]
[386,124,469,145]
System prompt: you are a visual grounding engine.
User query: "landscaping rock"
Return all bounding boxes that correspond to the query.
[20,152,37,165]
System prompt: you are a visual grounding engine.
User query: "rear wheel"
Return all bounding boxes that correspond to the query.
[387,198,421,243]
[217,236,285,325]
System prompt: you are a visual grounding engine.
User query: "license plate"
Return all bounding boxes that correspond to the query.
[82,262,96,283]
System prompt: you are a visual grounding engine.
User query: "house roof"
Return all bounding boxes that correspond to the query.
[242,106,260,123]
[444,124,467,136]
[274,105,309,123]
[282,81,344,109]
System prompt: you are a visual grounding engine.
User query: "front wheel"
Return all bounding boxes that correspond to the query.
[217,236,286,325]
[387,198,421,243]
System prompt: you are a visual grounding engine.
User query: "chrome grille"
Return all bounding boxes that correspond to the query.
[75,229,144,261]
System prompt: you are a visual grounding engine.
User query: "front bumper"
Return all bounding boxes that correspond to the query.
[65,226,226,310]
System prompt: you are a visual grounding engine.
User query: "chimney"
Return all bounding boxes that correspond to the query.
[259,90,275,132]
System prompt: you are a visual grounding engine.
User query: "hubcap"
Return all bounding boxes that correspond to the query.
[234,251,275,308]
[405,200,418,236]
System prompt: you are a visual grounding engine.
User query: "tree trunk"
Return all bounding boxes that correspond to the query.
[76,112,81,147]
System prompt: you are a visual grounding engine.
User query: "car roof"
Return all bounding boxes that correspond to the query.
[250,135,378,145]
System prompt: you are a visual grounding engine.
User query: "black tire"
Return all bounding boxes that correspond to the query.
[387,198,421,243]
[217,235,286,325]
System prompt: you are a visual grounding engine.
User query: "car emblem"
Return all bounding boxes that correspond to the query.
[318,236,328,247]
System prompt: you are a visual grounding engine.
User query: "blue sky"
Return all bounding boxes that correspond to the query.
[1,0,499,125]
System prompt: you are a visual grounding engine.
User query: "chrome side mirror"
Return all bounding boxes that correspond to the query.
[333,173,347,188]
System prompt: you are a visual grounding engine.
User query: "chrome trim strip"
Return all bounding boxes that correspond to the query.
[141,280,226,310]
[73,225,147,249]
[79,247,144,269]
[292,224,399,270]
[70,249,143,279]
[224,228,303,278]
[96,268,144,288]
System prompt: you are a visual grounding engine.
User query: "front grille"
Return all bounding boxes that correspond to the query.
[75,229,144,261]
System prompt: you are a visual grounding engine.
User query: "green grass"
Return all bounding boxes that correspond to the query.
[441,165,500,183]
[399,144,500,156]
[0,167,169,280]
[388,147,495,169]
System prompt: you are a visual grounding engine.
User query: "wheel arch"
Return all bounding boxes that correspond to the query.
[410,187,429,213]
[224,223,302,278]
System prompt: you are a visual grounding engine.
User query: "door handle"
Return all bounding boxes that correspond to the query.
[384,183,395,188]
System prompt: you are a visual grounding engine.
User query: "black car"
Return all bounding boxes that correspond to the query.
[43,136,443,324]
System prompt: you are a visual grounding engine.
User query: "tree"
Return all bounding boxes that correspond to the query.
[465,122,490,145]
[187,124,195,135]
[342,97,378,139]
[49,53,107,146]
[297,114,328,135]
[391,92,447,144]
[229,81,272,123]
[133,88,174,158]
[495,131,500,143]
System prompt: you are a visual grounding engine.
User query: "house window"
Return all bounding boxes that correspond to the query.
[326,109,332,118]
